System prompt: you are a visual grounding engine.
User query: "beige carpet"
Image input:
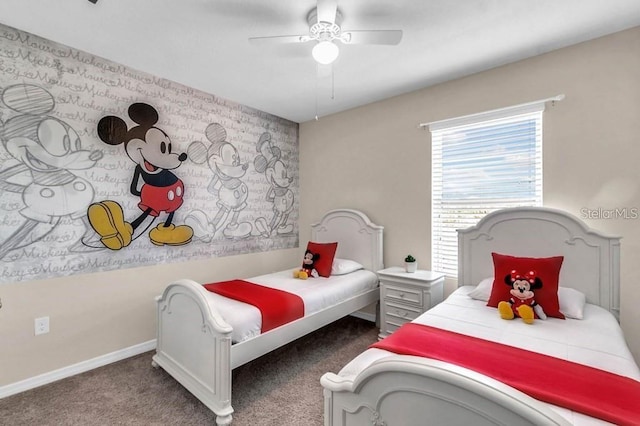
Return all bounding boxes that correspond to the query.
[0,316,378,426]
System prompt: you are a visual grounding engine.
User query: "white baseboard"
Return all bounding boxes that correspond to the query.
[0,339,156,399]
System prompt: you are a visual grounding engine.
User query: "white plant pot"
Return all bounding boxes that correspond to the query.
[405,261,417,273]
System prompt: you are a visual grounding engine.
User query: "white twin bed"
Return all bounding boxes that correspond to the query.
[321,207,640,426]
[152,208,384,425]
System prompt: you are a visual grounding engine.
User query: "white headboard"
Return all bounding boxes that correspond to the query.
[458,207,621,319]
[311,209,384,273]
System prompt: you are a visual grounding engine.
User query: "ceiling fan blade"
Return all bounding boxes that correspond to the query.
[316,0,337,23]
[249,35,312,45]
[340,30,403,45]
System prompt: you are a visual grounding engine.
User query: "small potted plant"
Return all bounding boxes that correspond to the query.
[404,254,417,273]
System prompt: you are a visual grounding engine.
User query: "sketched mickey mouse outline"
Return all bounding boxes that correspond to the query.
[0,83,103,260]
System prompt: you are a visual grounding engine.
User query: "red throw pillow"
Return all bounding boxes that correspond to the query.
[488,252,565,319]
[304,242,338,278]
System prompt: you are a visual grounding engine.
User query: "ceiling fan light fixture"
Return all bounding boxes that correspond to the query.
[312,41,339,65]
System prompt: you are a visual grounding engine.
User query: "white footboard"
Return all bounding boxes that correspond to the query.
[152,280,379,426]
[321,355,571,426]
[152,279,234,426]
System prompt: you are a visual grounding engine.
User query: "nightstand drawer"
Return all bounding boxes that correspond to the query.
[377,267,445,340]
[384,301,422,322]
[385,285,422,306]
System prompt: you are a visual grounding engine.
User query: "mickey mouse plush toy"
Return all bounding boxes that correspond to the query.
[293,249,319,280]
[498,269,547,324]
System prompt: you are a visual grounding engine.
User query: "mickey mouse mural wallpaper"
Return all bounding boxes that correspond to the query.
[0,23,299,283]
[86,103,193,249]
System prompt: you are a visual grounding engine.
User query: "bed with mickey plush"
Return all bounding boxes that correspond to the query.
[321,206,640,426]
[152,208,383,426]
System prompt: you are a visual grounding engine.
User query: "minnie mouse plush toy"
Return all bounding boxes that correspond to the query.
[498,269,547,324]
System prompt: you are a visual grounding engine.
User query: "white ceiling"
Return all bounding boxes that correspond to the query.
[1,0,639,123]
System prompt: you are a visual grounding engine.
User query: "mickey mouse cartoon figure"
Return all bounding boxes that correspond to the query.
[0,84,103,260]
[87,103,193,249]
[497,269,547,324]
[293,249,319,280]
[253,132,294,237]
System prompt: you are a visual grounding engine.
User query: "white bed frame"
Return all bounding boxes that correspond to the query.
[152,208,384,425]
[321,206,621,426]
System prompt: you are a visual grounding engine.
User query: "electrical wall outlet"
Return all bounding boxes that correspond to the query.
[34,316,49,335]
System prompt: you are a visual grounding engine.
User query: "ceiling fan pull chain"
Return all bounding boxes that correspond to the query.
[331,68,335,100]
[315,64,319,120]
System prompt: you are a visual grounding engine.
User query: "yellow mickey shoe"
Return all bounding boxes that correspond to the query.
[293,269,309,280]
[149,223,194,246]
[101,201,133,247]
[516,305,535,325]
[498,301,515,320]
[88,201,133,250]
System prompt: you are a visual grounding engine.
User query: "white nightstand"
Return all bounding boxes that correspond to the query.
[377,267,445,339]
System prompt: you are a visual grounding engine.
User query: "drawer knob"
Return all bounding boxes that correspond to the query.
[394,309,409,318]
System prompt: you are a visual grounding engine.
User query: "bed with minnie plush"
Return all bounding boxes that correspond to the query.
[151,208,383,426]
[321,206,640,426]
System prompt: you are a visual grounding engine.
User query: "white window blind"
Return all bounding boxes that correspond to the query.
[430,102,544,278]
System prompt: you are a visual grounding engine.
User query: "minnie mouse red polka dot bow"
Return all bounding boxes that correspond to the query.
[510,269,537,283]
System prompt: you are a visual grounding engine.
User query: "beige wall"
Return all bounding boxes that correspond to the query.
[2,26,639,390]
[299,27,640,360]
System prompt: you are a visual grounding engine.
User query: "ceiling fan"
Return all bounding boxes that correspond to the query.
[249,0,403,65]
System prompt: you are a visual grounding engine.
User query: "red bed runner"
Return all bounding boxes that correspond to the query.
[204,280,304,333]
[371,323,640,425]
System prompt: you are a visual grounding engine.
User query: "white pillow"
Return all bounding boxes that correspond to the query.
[558,287,586,320]
[331,258,364,275]
[467,277,587,320]
[467,277,493,301]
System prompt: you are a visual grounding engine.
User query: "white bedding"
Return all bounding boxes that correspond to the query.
[203,269,379,343]
[338,286,640,426]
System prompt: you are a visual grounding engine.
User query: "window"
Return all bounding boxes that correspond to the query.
[429,102,544,278]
